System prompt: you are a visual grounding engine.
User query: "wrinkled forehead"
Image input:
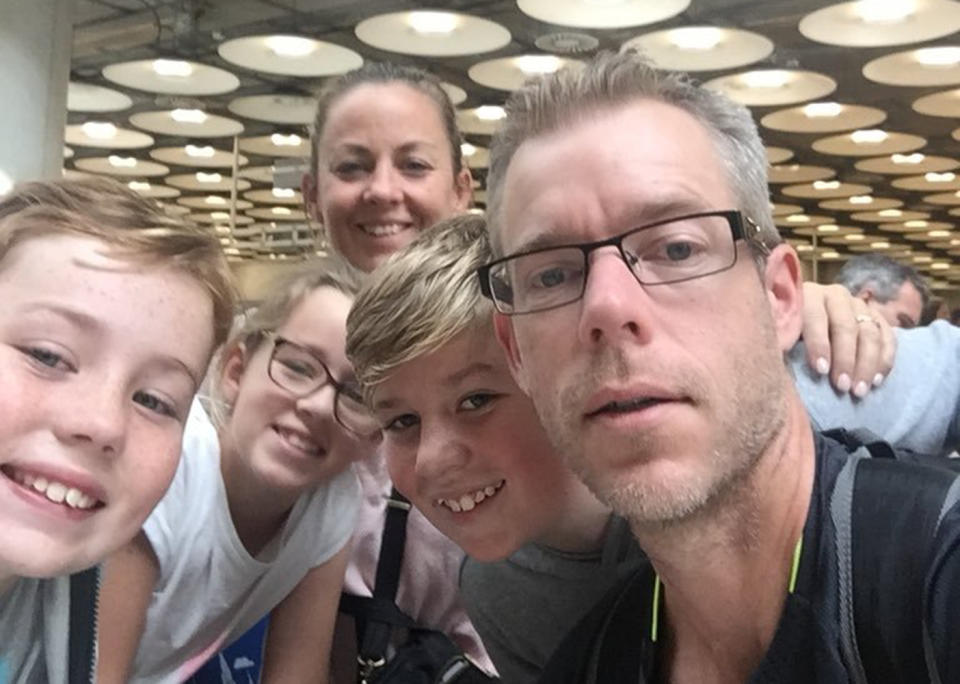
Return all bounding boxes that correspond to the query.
[492,101,733,255]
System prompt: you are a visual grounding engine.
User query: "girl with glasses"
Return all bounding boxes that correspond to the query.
[96,261,380,683]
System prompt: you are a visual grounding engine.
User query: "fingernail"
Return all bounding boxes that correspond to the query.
[836,373,851,393]
[816,357,830,375]
[872,373,884,387]
[853,381,869,398]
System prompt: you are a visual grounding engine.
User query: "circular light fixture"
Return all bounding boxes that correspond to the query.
[171,108,208,124]
[265,35,316,57]
[408,11,460,34]
[468,55,583,91]
[217,35,362,77]
[153,59,193,77]
[799,0,960,47]
[81,121,117,139]
[355,11,511,57]
[103,59,239,95]
[516,0,690,29]
[705,69,836,106]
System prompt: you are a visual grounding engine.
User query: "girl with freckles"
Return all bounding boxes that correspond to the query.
[96,263,380,683]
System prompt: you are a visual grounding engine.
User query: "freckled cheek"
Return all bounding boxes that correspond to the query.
[122,435,181,511]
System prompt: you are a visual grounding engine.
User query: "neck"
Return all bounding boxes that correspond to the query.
[537,477,612,553]
[218,433,299,557]
[633,390,815,683]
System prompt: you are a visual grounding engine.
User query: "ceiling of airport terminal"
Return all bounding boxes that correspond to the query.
[64,0,960,285]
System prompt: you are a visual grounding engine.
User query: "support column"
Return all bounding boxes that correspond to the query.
[0,0,74,192]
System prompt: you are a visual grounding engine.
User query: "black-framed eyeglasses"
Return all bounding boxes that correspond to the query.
[266,333,379,438]
[476,210,767,316]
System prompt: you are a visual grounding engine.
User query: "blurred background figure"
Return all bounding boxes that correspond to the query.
[835,254,930,328]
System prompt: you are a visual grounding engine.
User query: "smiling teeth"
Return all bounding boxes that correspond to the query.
[10,470,98,510]
[360,223,408,237]
[277,427,320,455]
[436,480,505,514]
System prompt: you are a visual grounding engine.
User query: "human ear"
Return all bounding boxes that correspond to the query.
[493,312,530,394]
[219,343,249,406]
[763,244,805,352]
[301,172,320,223]
[452,166,474,212]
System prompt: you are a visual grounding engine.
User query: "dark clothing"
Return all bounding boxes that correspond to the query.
[537,433,960,683]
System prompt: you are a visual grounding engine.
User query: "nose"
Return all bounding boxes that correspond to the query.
[414,419,470,488]
[577,247,654,348]
[362,161,403,205]
[295,384,338,432]
[54,380,127,457]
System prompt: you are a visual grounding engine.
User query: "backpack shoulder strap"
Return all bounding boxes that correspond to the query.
[344,488,413,677]
[537,564,655,684]
[830,434,959,684]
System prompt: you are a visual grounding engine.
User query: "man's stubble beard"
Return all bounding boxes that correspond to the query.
[531,323,787,529]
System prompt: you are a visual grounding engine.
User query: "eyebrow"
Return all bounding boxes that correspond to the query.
[333,140,440,157]
[443,361,496,387]
[372,362,497,411]
[24,303,202,388]
[509,197,714,255]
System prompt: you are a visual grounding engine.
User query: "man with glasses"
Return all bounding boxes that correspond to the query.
[480,51,960,682]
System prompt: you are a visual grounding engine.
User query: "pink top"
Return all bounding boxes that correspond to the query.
[342,452,495,674]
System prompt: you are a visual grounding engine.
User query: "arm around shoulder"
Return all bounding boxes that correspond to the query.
[95,530,160,684]
[260,542,352,684]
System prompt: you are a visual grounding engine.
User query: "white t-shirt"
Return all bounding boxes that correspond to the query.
[131,401,360,683]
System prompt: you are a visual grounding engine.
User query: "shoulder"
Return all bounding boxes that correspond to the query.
[141,399,222,562]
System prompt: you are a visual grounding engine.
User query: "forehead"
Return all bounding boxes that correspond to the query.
[372,327,510,404]
[498,99,735,251]
[279,286,353,359]
[322,82,448,147]
[893,280,924,310]
[0,234,214,374]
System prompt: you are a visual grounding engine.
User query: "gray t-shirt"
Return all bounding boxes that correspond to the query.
[0,576,72,684]
[792,319,960,456]
[460,517,643,684]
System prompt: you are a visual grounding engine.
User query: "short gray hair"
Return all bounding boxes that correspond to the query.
[486,51,780,259]
[834,254,931,306]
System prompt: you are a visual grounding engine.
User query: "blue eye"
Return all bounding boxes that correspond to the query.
[133,391,177,419]
[664,241,694,262]
[18,346,74,372]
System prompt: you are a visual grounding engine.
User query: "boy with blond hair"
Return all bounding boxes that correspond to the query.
[0,177,235,682]
[346,214,634,682]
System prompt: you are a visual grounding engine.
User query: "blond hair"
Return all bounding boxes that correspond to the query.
[0,176,237,348]
[486,51,780,259]
[208,256,360,425]
[346,213,491,395]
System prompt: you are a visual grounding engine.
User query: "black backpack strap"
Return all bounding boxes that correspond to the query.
[355,488,413,680]
[68,565,100,683]
[822,427,897,459]
[830,431,959,684]
[537,564,655,684]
